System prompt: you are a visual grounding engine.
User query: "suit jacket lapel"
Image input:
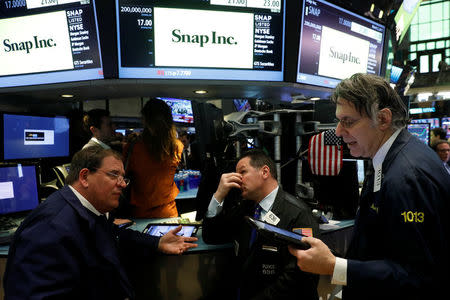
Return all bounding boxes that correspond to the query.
[61,186,134,295]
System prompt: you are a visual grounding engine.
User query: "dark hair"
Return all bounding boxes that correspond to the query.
[66,146,122,184]
[83,109,110,134]
[432,139,450,151]
[431,127,447,140]
[331,73,409,130]
[141,98,179,161]
[239,149,277,180]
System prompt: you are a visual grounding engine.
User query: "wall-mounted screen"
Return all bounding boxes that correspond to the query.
[296,0,386,88]
[158,98,194,124]
[116,0,285,81]
[0,164,39,216]
[407,123,430,145]
[410,118,440,129]
[3,114,70,160]
[0,0,103,88]
[390,65,403,84]
[442,117,450,139]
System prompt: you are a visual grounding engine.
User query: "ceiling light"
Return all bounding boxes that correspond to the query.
[310,97,320,101]
[194,90,208,94]
[61,94,74,98]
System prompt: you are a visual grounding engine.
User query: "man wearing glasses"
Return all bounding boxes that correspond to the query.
[432,139,450,175]
[289,74,450,299]
[4,146,198,299]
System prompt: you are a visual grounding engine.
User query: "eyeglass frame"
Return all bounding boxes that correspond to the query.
[334,117,363,129]
[91,167,130,186]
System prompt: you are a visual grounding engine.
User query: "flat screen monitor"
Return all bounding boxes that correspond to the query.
[442,117,450,139]
[158,98,194,124]
[410,118,440,129]
[394,0,423,44]
[0,0,103,88]
[116,0,286,81]
[390,65,403,84]
[0,163,39,216]
[407,123,430,145]
[233,99,251,112]
[296,0,386,88]
[3,114,70,160]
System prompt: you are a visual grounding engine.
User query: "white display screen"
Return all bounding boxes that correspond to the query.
[0,0,103,88]
[297,0,386,88]
[116,0,286,81]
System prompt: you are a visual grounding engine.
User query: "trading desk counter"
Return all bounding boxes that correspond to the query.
[0,219,354,300]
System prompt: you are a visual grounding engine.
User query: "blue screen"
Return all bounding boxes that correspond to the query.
[410,118,440,129]
[4,114,70,160]
[0,165,39,215]
[407,123,430,145]
[390,66,403,83]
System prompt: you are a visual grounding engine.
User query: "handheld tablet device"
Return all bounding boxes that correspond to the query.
[246,217,310,249]
[143,224,197,237]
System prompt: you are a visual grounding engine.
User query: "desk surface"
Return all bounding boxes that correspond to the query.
[0,218,230,257]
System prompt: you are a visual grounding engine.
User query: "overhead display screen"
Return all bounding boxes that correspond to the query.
[297,0,386,88]
[116,0,286,81]
[0,0,103,88]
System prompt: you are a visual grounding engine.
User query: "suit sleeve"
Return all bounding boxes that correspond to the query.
[4,223,84,299]
[116,225,161,258]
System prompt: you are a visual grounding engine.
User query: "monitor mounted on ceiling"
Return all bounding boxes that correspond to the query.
[0,0,104,88]
[116,0,286,81]
[296,0,386,89]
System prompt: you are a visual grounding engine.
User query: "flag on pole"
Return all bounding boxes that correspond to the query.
[308,129,343,176]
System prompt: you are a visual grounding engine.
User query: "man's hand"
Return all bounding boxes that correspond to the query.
[288,237,336,275]
[158,225,198,255]
[213,172,243,203]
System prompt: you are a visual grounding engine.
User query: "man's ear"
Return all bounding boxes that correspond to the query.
[377,108,392,130]
[78,168,90,188]
[261,165,270,179]
[89,126,97,136]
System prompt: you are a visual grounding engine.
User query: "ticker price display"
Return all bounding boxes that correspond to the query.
[211,0,281,12]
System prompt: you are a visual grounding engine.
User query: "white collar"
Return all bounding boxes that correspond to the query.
[69,185,109,219]
[372,129,402,169]
[91,137,111,149]
[258,186,279,213]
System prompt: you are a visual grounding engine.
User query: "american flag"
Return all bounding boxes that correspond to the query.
[308,129,343,176]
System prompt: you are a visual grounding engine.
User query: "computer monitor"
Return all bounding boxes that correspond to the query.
[442,117,450,139]
[0,0,104,88]
[296,0,386,88]
[407,123,430,145]
[158,98,194,124]
[3,113,70,160]
[390,65,404,84]
[116,0,286,81]
[233,99,252,112]
[0,163,40,216]
[410,118,440,129]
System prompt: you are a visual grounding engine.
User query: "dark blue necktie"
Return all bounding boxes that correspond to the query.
[249,205,262,247]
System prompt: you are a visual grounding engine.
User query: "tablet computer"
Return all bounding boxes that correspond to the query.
[246,217,310,249]
[142,224,197,237]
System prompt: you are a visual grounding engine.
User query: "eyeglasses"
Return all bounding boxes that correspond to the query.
[334,118,362,129]
[92,168,130,186]
[437,148,450,153]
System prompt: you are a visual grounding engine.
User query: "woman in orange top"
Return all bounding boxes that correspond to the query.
[124,98,183,218]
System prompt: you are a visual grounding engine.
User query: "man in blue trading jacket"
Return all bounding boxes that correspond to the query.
[3,146,198,299]
[202,149,319,300]
[289,73,450,299]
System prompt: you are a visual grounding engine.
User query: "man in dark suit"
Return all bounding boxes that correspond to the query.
[3,146,197,299]
[289,74,450,299]
[202,149,319,300]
